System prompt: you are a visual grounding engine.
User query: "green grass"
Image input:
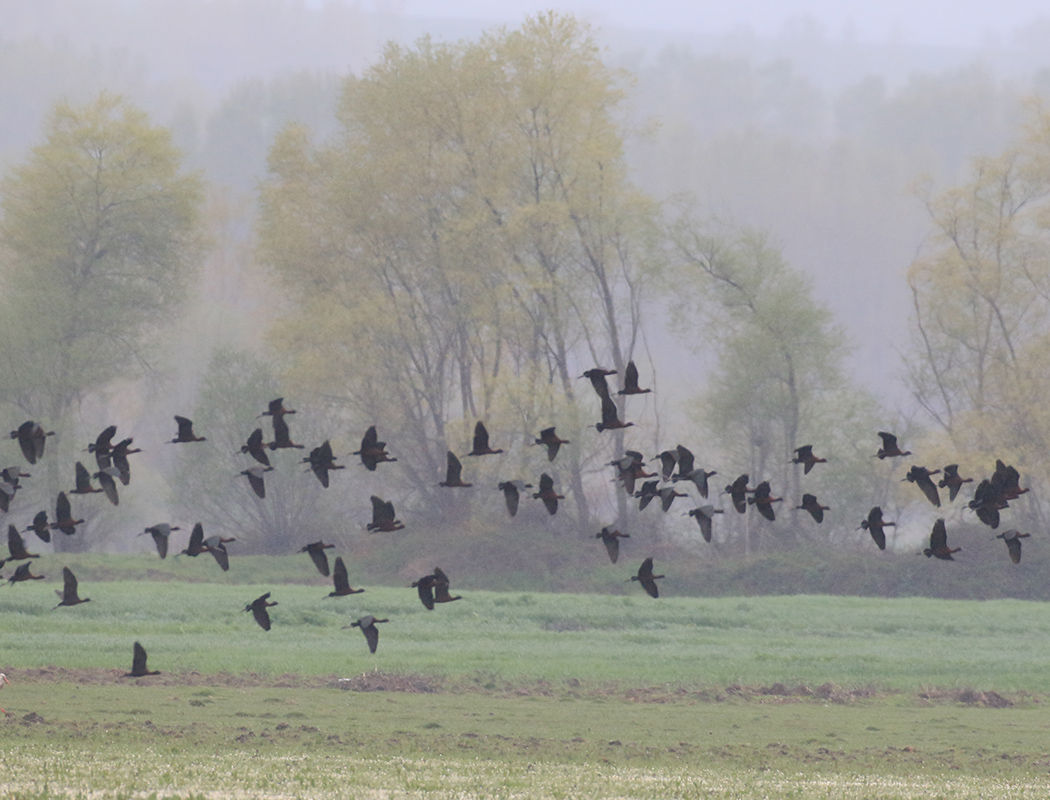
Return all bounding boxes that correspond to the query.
[3,559,1050,690]
[5,556,1050,798]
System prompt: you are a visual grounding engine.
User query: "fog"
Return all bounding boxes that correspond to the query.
[2,0,1049,563]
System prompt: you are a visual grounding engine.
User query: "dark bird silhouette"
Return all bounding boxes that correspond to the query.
[327,556,364,597]
[991,459,1028,501]
[791,445,826,474]
[411,572,439,610]
[245,592,278,631]
[439,450,472,487]
[25,510,50,543]
[8,561,44,584]
[533,473,563,515]
[241,428,271,467]
[141,523,180,559]
[657,485,687,512]
[675,466,717,498]
[617,360,650,395]
[687,505,724,543]
[465,421,503,456]
[497,480,532,518]
[0,467,26,514]
[996,529,1031,564]
[303,440,343,488]
[11,421,54,465]
[50,493,83,536]
[748,481,782,521]
[796,493,829,523]
[5,524,38,563]
[876,431,911,459]
[87,425,118,469]
[367,495,404,532]
[653,449,678,481]
[611,451,653,496]
[240,465,274,499]
[353,425,396,471]
[124,642,160,677]
[724,474,751,514]
[203,536,235,571]
[268,414,303,451]
[595,393,633,432]
[923,518,960,560]
[53,566,90,608]
[968,479,1006,529]
[261,398,296,419]
[170,416,206,443]
[534,427,569,462]
[596,526,630,562]
[634,479,660,511]
[859,506,895,550]
[429,567,462,604]
[347,615,388,654]
[581,367,616,398]
[938,464,973,502]
[71,461,102,496]
[300,540,335,577]
[94,466,120,506]
[631,556,664,598]
[904,465,942,508]
[179,523,207,557]
[110,438,140,485]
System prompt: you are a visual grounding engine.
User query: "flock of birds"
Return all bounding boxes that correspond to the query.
[0,360,1035,678]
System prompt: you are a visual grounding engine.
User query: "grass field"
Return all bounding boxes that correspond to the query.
[3,555,1050,798]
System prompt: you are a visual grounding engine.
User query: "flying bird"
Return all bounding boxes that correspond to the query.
[611,451,653,496]
[53,566,90,609]
[4,524,38,563]
[268,414,303,450]
[796,493,829,523]
[70,461,102,496]
[904,465,941,508]
[875,431,911,459]
[203,536,235,571]
[617,360,650,395]
[141,523,181,559]
[260,398,296,419]
[170,416,206,443]
[50,492,84,536]
[327,556,364,597]
[533,427,569,462]
[938,464,973,502]
[724,474,751,514]
[634,479,660,511]
[581,367,616,399]
[303,440,343,487]
[497,480,532,517]
[8,561,44,584]
[687,505,724,543]
[748,481,782,521]
[631,556,664,598]
[10,421,54,465]
[87,425,118,469]
[595,394,633,432]
[923,518,960,560]
[241,428,271,467]
[996,529,1031,564]
[439,451,472,487]
[347,615,388,654]
[25,511,50,543]
[859,506,895,550]
[653,449,678,481]
[596,526,629,563]
[791,445,826,474]
[124,642,160,677]
[353,425,396,471]
[240,465,274,499]
[533,472,563,515]
[367,496,404,532]
[94,466,120,505]
[245,592,278,631]
[110,438,140,485]
[465,421,503,456]
[179,522,207,557]
[300,540,335,577]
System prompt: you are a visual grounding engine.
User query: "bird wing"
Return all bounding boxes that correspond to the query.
[445,451,463,483]
[331,557,350,594]
[175,416,194,439]
[245,469,266,499]
[132,642,149,676]
[208,542,231,572]
[188,522,204,553]
[601,530,620,563]
[306,544,330,577]
[500,483,520,517]
[252,604,272,631]
[62,566,78,601]
[930,518,948,550]
[675,445,695,477]
[361,621,379,653]
[916,474,941,507]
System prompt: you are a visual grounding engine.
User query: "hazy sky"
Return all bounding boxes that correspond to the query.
[394,0,1048,48]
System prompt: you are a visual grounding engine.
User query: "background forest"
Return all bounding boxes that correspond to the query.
[4,0,1050,597]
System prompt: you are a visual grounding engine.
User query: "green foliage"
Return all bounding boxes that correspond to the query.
[0,92,205,418]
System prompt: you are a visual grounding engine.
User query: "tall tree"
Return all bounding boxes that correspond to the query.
[259,14,657,528]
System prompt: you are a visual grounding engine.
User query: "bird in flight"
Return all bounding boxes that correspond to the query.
[124,642,160,677]
[630,556,664,598]
[245,592,278,631]
[347,615,388,654]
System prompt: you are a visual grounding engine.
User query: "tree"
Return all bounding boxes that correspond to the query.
[668,215,882,553]
[258,14,658,529]
[0,92,205,422]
